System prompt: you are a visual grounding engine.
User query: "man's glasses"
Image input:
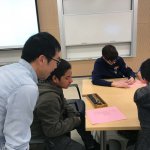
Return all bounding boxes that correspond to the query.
[50,57,61,66]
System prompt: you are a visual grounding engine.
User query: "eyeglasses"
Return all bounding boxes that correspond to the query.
[50,57,61,66]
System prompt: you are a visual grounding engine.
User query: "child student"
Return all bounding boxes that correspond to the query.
[31,59,99,150]
[92,44,138,147]
[134,58,150,150]
[92,45,135,88]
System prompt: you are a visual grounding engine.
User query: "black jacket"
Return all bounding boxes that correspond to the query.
[31,82,80,139]
[134,84,150,150]
[92,56,135,86]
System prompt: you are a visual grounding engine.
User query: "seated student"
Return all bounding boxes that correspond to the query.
[30,59,99,150]
[92,44,138,147]
[134,58,150,150]
[92,45,136,88]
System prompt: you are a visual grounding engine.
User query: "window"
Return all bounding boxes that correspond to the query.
[0,0,39,50]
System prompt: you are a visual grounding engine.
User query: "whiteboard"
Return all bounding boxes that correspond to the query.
[64,11,132,46]
[63,0,131,14]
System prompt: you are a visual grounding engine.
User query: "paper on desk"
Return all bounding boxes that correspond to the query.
[86,106,126,124]
[129,79,146,88]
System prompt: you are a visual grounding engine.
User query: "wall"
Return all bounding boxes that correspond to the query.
[37,0,60,41]
[0,0,150,76]
[38,0,150,76]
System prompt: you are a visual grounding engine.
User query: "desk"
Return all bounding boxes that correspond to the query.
[82,79,141,150]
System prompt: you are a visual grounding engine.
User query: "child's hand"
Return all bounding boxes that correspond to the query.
[111,80,130,88]
[126,77,135,85]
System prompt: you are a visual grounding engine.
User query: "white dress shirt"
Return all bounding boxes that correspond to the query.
[0,59,38,150]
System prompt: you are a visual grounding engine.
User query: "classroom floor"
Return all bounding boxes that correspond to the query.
[63,77,128,150]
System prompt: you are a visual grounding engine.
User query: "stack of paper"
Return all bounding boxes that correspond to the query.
[86,106,126,124]
[129,79,146,88]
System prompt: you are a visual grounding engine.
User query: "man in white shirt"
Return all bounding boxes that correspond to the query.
[0,32,61,150]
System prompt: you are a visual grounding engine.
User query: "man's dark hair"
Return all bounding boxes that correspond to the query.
[47,59,71,81]
[141,58,150,82]
[102,45,118,61]
[21,32,61,62]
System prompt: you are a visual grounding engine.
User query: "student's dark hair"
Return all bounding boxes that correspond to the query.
[102,45,118,61]
[140,58,150,82]
[47,59,71,81]
[21,32,61,63]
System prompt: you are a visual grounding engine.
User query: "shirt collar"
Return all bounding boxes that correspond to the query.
[19,59,38,83]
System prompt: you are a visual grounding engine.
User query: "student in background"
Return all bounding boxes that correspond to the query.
[31,59,99,150]
[0,32,61,150]
[92,44,138,148]
[134,58,150,150]
[92,45,136,88]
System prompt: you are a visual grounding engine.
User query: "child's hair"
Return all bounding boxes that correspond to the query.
[102,45,118,61]
[47,59,71,81]
[141,58,150,82]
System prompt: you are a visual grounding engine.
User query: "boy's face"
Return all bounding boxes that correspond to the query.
[55,69,73,89]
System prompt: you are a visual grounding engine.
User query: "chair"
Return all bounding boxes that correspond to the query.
[66,84,85,116]
[107,139,122,150]
[69,84,82,99]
